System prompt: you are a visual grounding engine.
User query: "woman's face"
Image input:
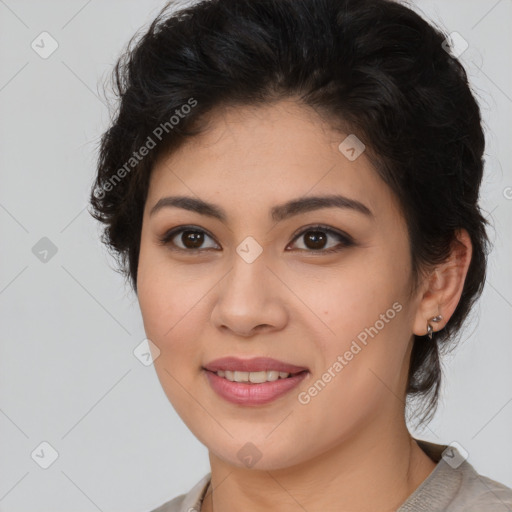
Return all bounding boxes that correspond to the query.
[137,99,422,470]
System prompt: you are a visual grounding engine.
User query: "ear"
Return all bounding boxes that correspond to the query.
[413,229,473,337]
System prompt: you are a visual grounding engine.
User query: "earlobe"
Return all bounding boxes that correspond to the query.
[413,229,473,338]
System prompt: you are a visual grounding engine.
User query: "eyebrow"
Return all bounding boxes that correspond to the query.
[149,194,373,222]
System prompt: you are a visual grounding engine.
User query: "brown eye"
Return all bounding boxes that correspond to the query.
[159,226,220,251]
[180,230,205,249]
[302,230,328,250]
[288,225,354,253]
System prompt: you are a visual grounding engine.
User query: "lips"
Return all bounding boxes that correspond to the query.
[203,357,309,406]
[203,356,308,374]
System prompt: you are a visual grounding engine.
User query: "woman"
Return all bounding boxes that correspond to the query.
[89,0,512,510]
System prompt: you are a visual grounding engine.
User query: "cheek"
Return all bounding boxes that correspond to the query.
[136,248,207,410]
[304,252,404,336]
[301,250,411,388]
[137,247,195,360]
[137,239,202,336]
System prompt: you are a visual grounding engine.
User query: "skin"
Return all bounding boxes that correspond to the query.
[137,99,472,512]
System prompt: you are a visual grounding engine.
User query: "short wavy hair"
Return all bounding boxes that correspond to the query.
[89,0,491,423]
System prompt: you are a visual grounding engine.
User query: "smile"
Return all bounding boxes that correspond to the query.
[202,356,309,405]
[203,369,308,406]
[215,369,298,383]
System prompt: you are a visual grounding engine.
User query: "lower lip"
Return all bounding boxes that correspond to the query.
[204,370,308,406]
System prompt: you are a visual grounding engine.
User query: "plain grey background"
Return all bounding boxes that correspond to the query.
[0,1,511,511]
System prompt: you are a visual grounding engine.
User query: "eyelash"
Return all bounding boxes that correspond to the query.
[157,224,354,255]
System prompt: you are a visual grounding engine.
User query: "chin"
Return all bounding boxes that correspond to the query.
[207,437,310,472]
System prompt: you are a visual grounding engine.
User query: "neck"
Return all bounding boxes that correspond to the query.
[201,421,436,512]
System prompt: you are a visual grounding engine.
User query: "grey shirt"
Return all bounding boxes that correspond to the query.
[150,440,512,512]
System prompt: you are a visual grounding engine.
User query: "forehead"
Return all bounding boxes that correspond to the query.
[146,100,401,224]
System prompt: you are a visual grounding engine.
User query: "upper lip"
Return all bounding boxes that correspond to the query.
[203,357,308,374]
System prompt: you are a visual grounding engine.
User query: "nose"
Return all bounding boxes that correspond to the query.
[210,253,289,338]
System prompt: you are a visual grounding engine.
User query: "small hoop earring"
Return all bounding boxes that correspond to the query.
[426,314,443,340]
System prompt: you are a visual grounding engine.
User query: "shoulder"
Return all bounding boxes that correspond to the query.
[149,493,187,512]
[452,466,512,511]
[399,440,512,512]
[147,473,211,512]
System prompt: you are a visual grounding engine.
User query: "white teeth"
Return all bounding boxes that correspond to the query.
[234,371,249,382]
[249,371,267,383]
[266,371,280,381]
[216,370,291,382]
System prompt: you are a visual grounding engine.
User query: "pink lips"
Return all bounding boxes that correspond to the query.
[202,356,309,406]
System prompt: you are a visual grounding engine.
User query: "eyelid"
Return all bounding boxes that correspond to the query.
[289,223,352,242]
[158,225,221,250]
[287,224,354,251]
